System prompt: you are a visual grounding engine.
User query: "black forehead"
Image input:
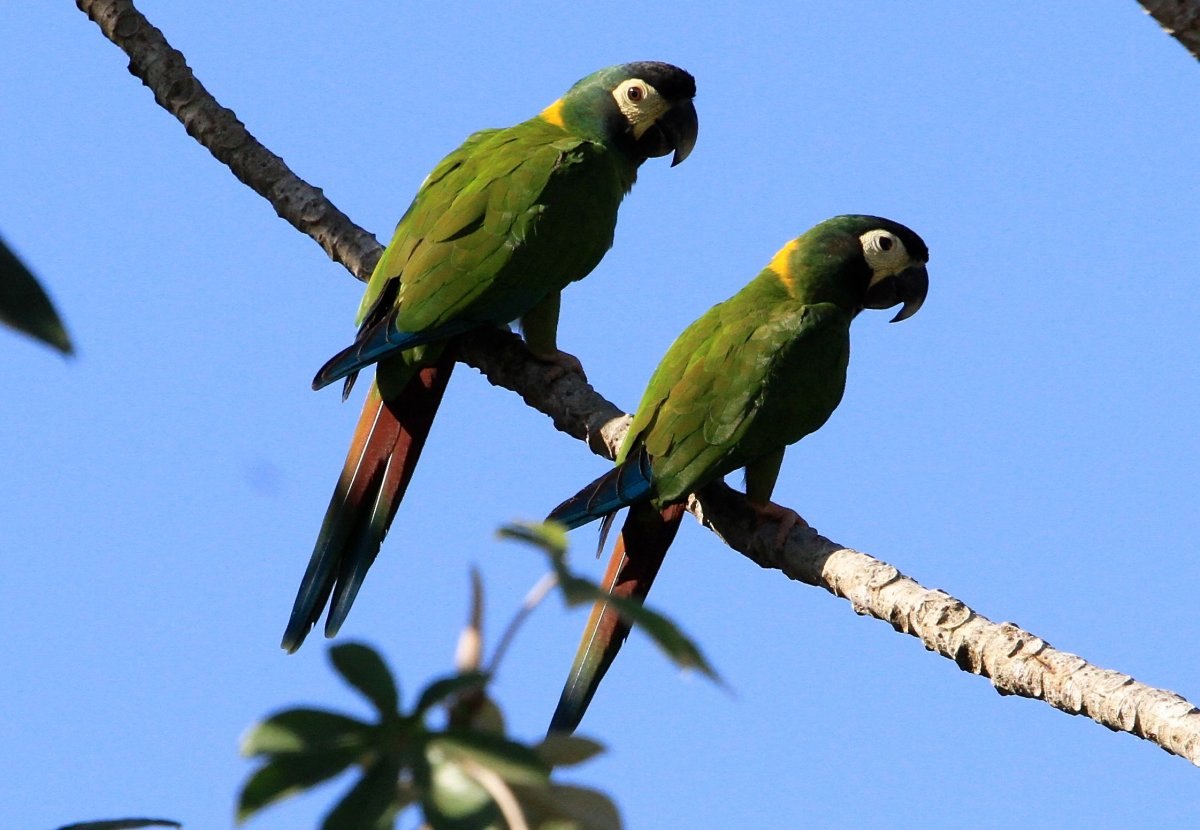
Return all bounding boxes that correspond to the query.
[622,62,696,99]
[867,216,930,262]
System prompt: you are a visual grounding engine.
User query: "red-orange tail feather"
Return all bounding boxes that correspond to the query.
[281,351,454,652]
[548,501,686,733]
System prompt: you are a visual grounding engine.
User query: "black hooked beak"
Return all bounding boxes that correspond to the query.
[639,98,699,166]
[864,263,929,323]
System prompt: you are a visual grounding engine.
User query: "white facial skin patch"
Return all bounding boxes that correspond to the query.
[859,229,911,277]
[611,78,670,138]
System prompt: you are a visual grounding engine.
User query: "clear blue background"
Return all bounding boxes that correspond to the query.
[4,3,1200,828]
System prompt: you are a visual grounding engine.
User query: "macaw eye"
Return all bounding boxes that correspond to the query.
[611,79,664,130]
[859,229,908,271]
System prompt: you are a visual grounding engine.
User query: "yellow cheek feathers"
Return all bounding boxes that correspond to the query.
[768,239,799,291]
[540,98,566,128]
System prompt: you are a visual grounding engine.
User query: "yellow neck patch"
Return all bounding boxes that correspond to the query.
[540,98,566,128]
[768,239,799,291]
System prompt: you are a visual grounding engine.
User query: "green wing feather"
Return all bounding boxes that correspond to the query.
[620,271,853,505]
[354,129,498,325]
[356,121,631,340]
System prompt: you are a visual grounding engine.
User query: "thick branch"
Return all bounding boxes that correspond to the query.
[78,0,1200,766]
[1140,1,1200,60]
[454,328,629,457]
[75,0,381,279]
[690,484,1200,765]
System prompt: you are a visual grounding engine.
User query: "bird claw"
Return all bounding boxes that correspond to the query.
[535,348,587,382]
[748,501,809,548]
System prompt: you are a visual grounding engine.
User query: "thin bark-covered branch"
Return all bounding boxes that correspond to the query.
[75,0,381,279]
[77,0,1200,766]
[1140,0,1200,60]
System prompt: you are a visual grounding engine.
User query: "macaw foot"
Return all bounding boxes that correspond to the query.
[534,348,588,382]
[748,500,808,548]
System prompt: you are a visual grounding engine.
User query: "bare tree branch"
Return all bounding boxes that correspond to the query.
[454,328,630,457]
[1140,0,1200,60]
[76,0,1200,767]
[75,0,381,280]
[691,484,1200,765]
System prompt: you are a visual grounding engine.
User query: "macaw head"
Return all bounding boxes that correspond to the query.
[856,218,929,322]
[771,215,929,322]
[547,61,699,166]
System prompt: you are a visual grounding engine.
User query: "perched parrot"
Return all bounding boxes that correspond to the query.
[281,62,699,653]
[544,214,929,732]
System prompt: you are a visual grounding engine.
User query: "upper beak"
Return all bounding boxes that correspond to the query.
[639,99,699,166]
[864,263,929,323]
[664,98,699,166]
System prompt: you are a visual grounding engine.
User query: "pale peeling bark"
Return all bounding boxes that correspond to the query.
[1140,1,1200,60]
[77,0,1200,766]
[689,483,1200,765]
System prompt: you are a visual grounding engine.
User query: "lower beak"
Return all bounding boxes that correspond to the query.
[864,263,929,323]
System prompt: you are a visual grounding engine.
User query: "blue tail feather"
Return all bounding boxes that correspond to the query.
[547,448,654,530]
[312,316,477,391]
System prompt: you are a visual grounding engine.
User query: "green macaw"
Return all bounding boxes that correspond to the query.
[282,62,699,653]
[545,214,930,732]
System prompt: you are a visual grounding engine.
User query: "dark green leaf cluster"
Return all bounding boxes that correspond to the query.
[240,523,718,828]
[239,641,617,830]
[0,235,72,355]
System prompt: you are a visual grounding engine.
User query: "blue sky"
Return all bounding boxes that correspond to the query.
[4,3,1200,828]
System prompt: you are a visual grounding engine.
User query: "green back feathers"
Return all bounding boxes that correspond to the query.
[618,278,851,503]
[352,62,697,334]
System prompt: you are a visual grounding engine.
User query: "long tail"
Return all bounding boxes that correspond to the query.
[546,447,654,531]
[547,501,686,734]
[281,349,455,652]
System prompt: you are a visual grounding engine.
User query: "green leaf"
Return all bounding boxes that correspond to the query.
[502,520,721,686]
[497,522,568,561]
[237,748,361,823]
[559,578,721,685]
[600,591,721,683]
[512,783,621,830]
[57,821,181,830]
[555,575,605,608]
[0,235,72,354]
[329,643,399,715]
[394,778,421,817]
[533,734,605,769]
[241,708,373,756]
[430,729,549,786]
[413,671,489,719]
[499,523,585,612]
[423,749,498,830]
[321,757,403,830]
[462,695,506,735]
